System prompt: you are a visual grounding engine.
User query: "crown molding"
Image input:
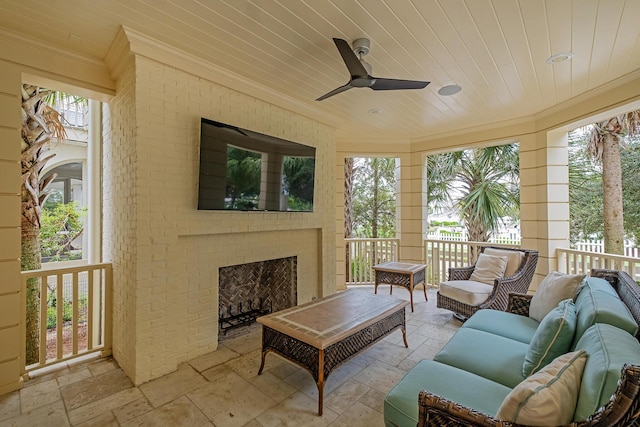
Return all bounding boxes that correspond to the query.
[411,115,535,146]
[107,26,342,130]
[104,27,132,82]
[0,28,114,96]
[534,69,640,132]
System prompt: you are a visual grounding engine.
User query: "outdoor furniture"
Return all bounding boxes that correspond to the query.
[385,270,640,427]
[256,289,408,416]
[437,246,538,320]
[373,261,428,312]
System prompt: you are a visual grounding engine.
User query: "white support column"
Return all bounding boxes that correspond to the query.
[87,99,103,348]
[87,99,102,264]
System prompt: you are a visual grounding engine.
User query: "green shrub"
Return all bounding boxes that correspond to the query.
[46,294,88,329]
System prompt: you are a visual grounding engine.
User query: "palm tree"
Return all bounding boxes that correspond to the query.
[21,84,68,364]
[586,110,640,254]
[426,145,520,245]
[568,129,604,244]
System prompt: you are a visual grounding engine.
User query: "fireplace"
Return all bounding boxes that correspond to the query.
[218,256,297,335]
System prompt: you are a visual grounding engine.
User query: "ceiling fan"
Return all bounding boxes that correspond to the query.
[316,38,430,101]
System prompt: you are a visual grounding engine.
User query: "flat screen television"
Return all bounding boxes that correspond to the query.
[198,118,316,212]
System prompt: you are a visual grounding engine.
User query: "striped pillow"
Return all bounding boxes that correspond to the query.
[497,351,587,425]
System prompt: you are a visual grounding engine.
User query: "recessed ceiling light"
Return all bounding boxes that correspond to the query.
[438,84,462,96]
[368,108,383,115]
[545,52,573,64]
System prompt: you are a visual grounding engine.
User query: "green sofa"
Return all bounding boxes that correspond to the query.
[384,269,640,427]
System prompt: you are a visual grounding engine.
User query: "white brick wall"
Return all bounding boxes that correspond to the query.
[103,59,139,380]
[105,55,335,385]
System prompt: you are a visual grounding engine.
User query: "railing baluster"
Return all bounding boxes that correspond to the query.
[88,267,94,350]
[72,271,79,356]
[56,273,63,360]
[39,275,47,365]
[103,265,112,356]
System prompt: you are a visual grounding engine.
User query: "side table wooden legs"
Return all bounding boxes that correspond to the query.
[373,264,428,312]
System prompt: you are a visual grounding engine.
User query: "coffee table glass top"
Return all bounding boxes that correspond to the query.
[257,290,408,349]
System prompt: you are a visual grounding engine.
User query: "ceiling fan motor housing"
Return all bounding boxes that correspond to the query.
[352,38,370,56]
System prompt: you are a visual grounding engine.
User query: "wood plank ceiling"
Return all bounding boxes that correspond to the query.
[1,0,639,141]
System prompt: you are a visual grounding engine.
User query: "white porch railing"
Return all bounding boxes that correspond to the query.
[21,262,112,374]
[573,239,640,258]
[345,238,640,287]
[345,238,399,284]
[426,232,521,246]
[345,238,519,286]
[556,248,640,281]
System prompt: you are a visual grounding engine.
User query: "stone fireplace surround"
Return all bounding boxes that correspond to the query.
[175,228,322,362]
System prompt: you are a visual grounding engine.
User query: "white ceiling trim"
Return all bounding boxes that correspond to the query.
[0,27,114,95]
[109,26,343,131]
[533,68,640,133]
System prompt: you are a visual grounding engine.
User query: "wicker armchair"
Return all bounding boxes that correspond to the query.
[436,246,538,320]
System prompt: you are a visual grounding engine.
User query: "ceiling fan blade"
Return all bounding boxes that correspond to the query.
[333,38,368,78]
[316,84,353,101]
[370,78,430,91]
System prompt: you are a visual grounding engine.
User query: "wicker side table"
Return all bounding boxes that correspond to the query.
[373,261,428,312]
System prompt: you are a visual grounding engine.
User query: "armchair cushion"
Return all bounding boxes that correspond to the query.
[496,350,587,426]
[529,271,584,322]
[439,280,493,306]
[484,247,524,278]
[522,299,577,376]
[469,253,508,285]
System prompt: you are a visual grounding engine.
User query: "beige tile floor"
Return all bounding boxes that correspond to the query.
[0,286,460,426]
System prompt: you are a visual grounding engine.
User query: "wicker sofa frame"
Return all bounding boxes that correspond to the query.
[436,246,539,320]
[420,269,640,427]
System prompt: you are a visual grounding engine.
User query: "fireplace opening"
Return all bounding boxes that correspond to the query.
[218,256,297,339]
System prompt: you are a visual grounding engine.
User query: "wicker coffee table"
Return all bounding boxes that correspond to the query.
[256,290,408,415]
[373,261,428,312]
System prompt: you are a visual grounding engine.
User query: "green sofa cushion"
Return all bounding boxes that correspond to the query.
[578,276,618,296]
[573,323,640,421]
[434,328,528,388]
[462,309,539,344]
[384,360,511,427]
[572,278,639,349]
[523,299,577,376]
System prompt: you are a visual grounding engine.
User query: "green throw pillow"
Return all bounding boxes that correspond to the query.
[523,299,577,377]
